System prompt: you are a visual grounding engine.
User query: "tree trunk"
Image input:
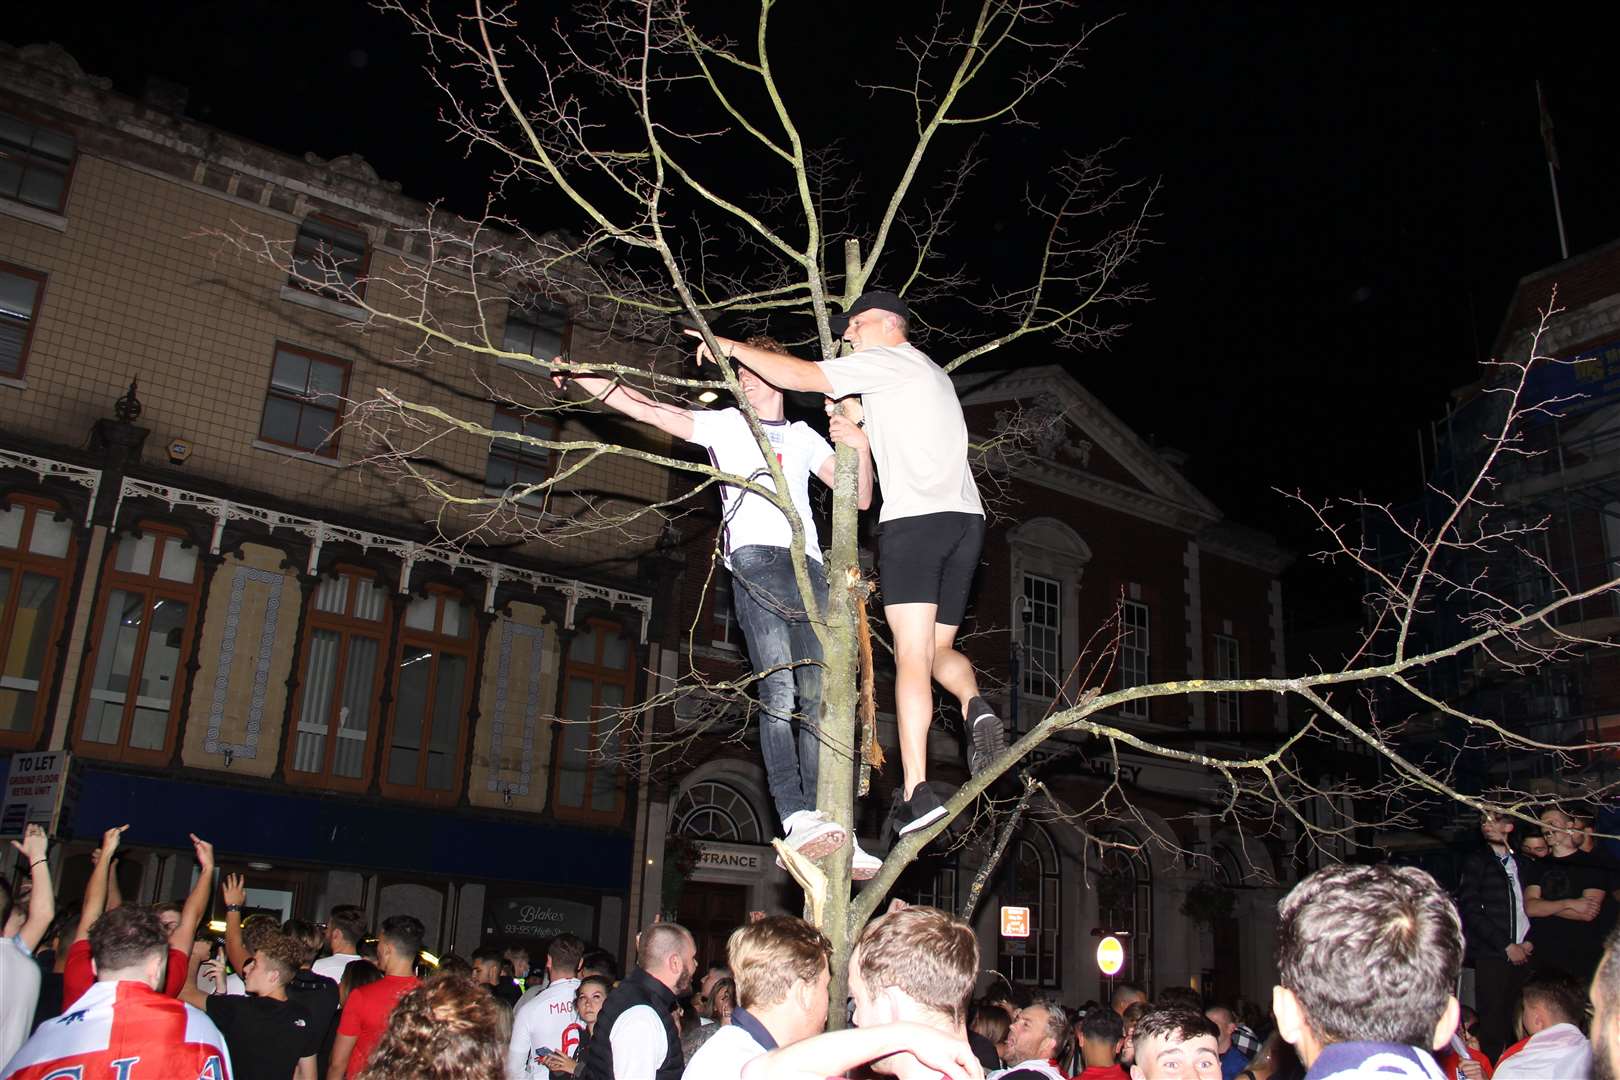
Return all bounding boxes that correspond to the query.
[811,239,866,1025]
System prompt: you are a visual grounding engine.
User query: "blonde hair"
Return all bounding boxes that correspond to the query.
[854,906,978,1025]
[727,916,831,1010]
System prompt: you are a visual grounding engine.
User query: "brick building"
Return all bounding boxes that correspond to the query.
[0,41,681,959]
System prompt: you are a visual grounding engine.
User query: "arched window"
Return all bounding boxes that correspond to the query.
[0,495,74,746]
[999,824,1061,987]
[671,781,762,843]
[288,569,389,789]
[1094,827,1153,995]
[79,526,201,763]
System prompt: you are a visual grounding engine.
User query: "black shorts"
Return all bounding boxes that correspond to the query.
[877,511,985,626]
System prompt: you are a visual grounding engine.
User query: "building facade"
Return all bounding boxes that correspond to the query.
[0,42,682,959]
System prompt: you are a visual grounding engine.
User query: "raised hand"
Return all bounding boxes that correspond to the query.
[190,834,215,872]
[11,823,47,863]
[222,873,246,909]
[100,824,129,858]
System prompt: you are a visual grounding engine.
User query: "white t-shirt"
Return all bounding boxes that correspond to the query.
[1494,1023,1591,1080]
[311,952,359,984]
[680,1022,767,1079]
[687,409,834,565]
[609,1003,671,1080]
[508,976,582,1079]
[0,934,40,1066]
[819,343,983,523]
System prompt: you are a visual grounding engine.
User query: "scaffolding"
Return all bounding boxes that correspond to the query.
[1360,363,1620,840]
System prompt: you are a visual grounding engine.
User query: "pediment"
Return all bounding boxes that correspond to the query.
[957,365,1222,527]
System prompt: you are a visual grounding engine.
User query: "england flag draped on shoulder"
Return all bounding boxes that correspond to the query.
[1,981,232,1080]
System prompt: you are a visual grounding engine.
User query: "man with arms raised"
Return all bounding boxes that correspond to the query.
[683,916,831,1078]
[559,345,876,875]
[578,922,696,1080]
[1127,1009,1221,1080]
[1273,863,1461,1080]
[993,995,1070,1079]
[691,292,1011,840]
[510,933,586,1079]
[0,825,53,1065]
[3,904,231,1079]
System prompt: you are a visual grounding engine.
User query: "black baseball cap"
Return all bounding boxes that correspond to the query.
[829,290,912,334]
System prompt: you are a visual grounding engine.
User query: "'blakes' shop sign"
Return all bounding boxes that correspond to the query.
[489,897,597,942]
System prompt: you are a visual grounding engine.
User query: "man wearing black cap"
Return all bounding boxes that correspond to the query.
[689,291,1009,840]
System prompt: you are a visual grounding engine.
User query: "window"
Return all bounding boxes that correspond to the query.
[1095,828,1153,997]
[384,589,476,800]
[1021,573,1061,697]
[79,528,200,763]
[899,854,959,913]
[671,781,762,843]
[485,408,556,502]
[288,570,389,788]
[0,113,75,214]
[553,619,635,819]
[0,263,46,379]
[259,344,349,456]
[1213,633,1240,733]
[0,497,73,746]
[998,826,1060,987]
[501,298,569,366]
[291,216,368,297]
[1120,600,1150,719]
[711,575,736,648]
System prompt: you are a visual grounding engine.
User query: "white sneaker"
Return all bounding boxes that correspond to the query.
[778,811,849,864]
[851,840,881,881]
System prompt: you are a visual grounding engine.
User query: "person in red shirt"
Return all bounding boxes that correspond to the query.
[2,904,231,1079]
[1071,1008,1130,1080]
[61,826,215,1009]
[327,913,425,1079]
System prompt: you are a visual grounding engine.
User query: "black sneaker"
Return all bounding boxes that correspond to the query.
[895,782,949,838]
[965,695,1009,776]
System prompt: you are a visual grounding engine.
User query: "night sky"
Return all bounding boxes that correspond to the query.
[16,2,1620,624]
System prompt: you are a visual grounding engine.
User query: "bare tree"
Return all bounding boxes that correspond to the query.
[208,0,1620,1016]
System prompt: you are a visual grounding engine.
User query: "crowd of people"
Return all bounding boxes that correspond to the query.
[5,809,1620,1080]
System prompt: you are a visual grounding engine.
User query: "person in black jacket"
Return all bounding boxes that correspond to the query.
[577,921,694,1080]
[1455,811,1533,1061]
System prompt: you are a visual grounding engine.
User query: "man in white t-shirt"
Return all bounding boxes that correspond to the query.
[311,904,366,984]
[559,340,879,876]
[690,292,1012,840]
[509,933,587,1078]
[682,916,830,1079]
[0,825,54,1065]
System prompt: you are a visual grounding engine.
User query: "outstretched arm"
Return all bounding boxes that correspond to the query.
[220,872,249,974]
[555,371,695,441]
[172,833,215,959]
[687,331,834,395]
[740,1022,983,1080]
[74,825,127,942]
[10,824,54,951]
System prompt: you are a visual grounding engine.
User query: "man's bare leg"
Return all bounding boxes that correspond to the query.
[886,602,941,800]
[931,623,979,713]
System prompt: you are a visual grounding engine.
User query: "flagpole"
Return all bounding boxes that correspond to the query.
[1536,80,1569,260]
[1548,159,1569,260]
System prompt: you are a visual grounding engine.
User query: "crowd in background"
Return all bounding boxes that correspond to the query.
[1,807,1618,1079]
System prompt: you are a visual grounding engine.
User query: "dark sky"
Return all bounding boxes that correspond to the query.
[17,2,1620,621]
